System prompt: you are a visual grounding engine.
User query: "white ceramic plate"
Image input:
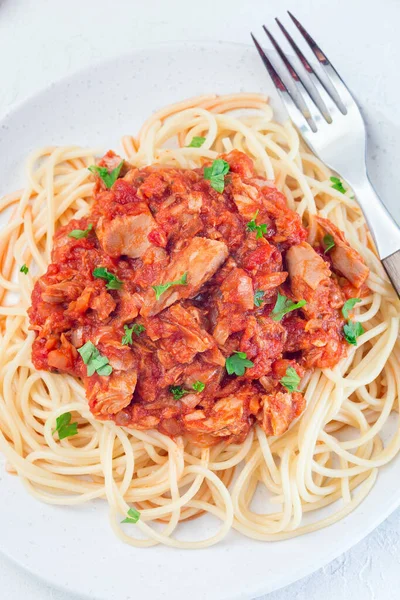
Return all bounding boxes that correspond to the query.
[0,42,399,600]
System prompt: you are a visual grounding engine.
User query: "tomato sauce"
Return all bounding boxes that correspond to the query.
[29,150,368,446]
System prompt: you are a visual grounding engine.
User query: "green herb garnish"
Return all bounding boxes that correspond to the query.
[343,321,364,346]
[323,234,335,254]
[77,341,112,376]
[122,323,145,345]
[254,290,265,308]
[342,298,361,320]
[169,385,190,400]
[20,264,29,274]
[280,367,300,392]
[152,272,188,301]
[121,507,141,524]
[188,136,206,148]
[192,380,205,393]
[88,161,124,189]
[204,159,230,193]
[225,351,254,376]
[68,223,93,239]
[330,176,346,194]
[93,267,123,290]
[271,292,306,322]
[246,210,268,239]
[52,412,78,440]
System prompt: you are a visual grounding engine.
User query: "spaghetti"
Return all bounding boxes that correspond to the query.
[0,93,399,548]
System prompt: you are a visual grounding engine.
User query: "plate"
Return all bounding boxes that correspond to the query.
[0,41,399,600]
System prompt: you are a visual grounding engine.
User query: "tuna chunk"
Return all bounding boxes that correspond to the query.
[86,370,138,416]
[286,242,331,290]
[145,304,219,365]
[232,180,264,221]
[258,391,305,436]
[315,216,369,288]
[96,211,157,258]
[141,237,228,317]
[212,267,255,345]
[286,241,344,318]
[220,267,254,310]
[183,390,251,438]
[41,280,83,304]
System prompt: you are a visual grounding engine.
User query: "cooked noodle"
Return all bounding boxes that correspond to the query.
[0,93,399,548]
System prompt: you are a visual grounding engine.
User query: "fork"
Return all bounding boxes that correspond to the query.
[251,12,400,297]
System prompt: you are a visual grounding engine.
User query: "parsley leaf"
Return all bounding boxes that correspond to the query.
[152,272,188,301]
[343,321,364,346]
[88,161,124,189]
[122,323,145,345]
[323,234,335,254]
[193,380,205,393]
[170,385,190,400]
[204,159,230,193]
[271,292,307,321]
[93,267,123,290]
[225,351,254,376]
[52,412,78,440]
[254,290,265,308]
[20,264,29,274]
[188,136,206,148]
[280,367,300,392]
[68,223,93,239]
[77,341,113,377]
[330,176,346,194]
[342,298,361,320]
[246,211,268,239]
[170,380,206,398]
[121,507,141,524]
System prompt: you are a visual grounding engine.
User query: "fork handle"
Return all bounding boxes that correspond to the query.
[382,251,400,297]
[351,177,400,297]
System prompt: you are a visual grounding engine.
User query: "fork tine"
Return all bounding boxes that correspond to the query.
[275,17,344,117]
[250,33,314,134]
[287,11,329,65]
[251,33,289,93]
[262,25,322,128]
[287,12,352,112]
[262,25,300,83]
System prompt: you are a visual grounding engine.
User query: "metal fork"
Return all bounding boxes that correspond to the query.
[251,12,400,297]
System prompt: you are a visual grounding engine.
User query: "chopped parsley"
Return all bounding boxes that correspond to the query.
[246,210,268,239]
[77,341,112,376]
[343,321,364,346]
[93,267,123,290]
[225,351,254,377]
[170,385,190,400]
[20,264,29,274]
[271,292,306,322]
[204,159,230,193]
[152,272,188,301]
[192,380,205,393]
[52,412,78,440]
[122,323,145,345]
[280,367,300,392]
[68,223,93,239]
[170,380,205,399]
[342,298,361,320]
[323,234,335,254]
[330,176,346,194]
[254,290,265,308]
[188,136,206,148]
[88,161,124,189]
[121,507,141,524]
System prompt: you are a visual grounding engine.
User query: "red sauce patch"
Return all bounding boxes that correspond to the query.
[29,150,368,446]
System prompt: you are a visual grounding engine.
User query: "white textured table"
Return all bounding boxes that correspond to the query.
[0,1,399,598]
